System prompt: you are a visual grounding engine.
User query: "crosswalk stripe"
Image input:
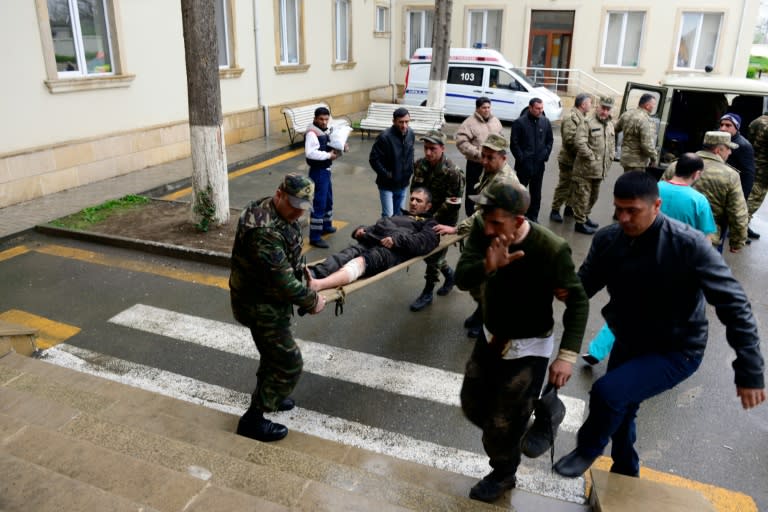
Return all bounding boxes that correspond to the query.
[40,343,586,504]
[108,304,586,433]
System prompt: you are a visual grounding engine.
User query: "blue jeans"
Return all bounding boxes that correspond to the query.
[575,349,701,476]
[379,187,407,217]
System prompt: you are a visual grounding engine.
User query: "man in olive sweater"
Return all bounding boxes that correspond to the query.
[455,177,589,503]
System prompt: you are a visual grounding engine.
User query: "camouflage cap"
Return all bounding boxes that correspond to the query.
[280,173,315,209]
[599,96,615,108]
[469,176,530,215]
[703,130,738,149]
[420,130,446,145]
[482,133,508,152]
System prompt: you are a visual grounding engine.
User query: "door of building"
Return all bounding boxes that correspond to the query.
[527,10,574,91]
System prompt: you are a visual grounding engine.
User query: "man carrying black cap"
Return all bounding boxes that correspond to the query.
[230,173,326,442]
[454,177,588,503]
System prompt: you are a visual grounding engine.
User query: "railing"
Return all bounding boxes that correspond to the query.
[517,67,621,98]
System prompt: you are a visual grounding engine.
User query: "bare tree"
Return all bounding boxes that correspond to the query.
[426,0,452,109]
[181,0,230,228]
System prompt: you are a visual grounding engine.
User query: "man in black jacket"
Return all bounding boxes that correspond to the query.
[554,171,765,479]
[719,113,755,200]
[510,98,553,222]
[369,107,416,218]
[308,188,439,291]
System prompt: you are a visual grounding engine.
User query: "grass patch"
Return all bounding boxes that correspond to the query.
[50,195,150,230]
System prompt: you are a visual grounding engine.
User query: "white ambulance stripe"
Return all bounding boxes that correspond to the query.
[41,344,586,504]
[108,304,585,433]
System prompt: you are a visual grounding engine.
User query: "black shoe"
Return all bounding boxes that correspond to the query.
[236,416,288,442]
[467,324,482,338]
[469,470,516,502]
[436,267,455,296]
[553,449,598,478]
[410,290,434,312]
[748,227,760,239]
[521,393,566,459]
[564,206,574,217]
[464,307,481,328]
[575,223,597,235]
[278,397,295,411]
[322,226,337,234]
[581,354,600,366]
[584,218,599,228]
[550,210,564,223]
[310,239,330,249]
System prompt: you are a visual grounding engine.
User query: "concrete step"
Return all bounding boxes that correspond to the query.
[0,352,588,511]
[0,319,38,357]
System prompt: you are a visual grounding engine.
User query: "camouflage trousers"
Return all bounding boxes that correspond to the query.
[552,162,573,211]
[747,165,768,219]
[570,176,603,224]
[424,247,449,286]
[460,333,548,474]
[247,310,303,413]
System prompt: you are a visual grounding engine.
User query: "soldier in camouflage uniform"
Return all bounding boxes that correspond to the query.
[662,131,749,252]
[230,174,326,442]
[747,114,768,240]
[615,93,658,172]
[409,130,466,312]
[551,93,592,222]
[571,96,616,235]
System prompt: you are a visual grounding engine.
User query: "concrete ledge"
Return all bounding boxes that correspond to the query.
[590,468,716,512]
[0,320,38,357]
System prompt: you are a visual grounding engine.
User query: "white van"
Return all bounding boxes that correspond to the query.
[403,47,563,121]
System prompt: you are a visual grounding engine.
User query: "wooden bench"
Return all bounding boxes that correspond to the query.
[281,102,350,144]
[359,103,445,138]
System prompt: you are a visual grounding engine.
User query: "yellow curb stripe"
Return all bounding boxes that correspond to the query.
[301,219,350,253]
[161,148,305,201]
[0,245,31,263]
[590,456,757,512]
[33,244,229,290]
[0,310,80,349]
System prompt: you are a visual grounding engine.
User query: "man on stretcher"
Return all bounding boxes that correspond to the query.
[307,188,439,291]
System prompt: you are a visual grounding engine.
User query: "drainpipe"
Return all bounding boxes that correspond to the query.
[732,0,748,76]
[253,0,269,138]
[389,0,395,102]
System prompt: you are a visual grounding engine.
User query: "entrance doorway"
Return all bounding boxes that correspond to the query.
[528,10,574,90]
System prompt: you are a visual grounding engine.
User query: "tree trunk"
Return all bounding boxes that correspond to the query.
[181,0,230,227]
[427,0,452,109]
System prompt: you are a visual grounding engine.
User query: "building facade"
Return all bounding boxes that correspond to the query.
[0,0,758,208]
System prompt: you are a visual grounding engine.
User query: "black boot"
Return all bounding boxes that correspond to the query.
[236,409,288,442]
[564,206,574,217]
[410,284,434,312]
[575,222,596,235]
[436,266,455,296]
[549,210,563,223]
[465,305,483,338]
[469,470,516,502]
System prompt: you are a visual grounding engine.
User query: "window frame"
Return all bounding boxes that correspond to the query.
[374,3,390,36]
[332,0,354,68]
[466,9,503,50]
[216,0,244,79]
[674,11,723,71]
[274,0,308,73]
[404,7,434,60]
[600,10,646,68]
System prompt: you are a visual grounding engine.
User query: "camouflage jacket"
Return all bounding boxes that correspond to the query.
[411,155,465,226]
[455,112,504,163]
[229,196,317,327]
[748,115,768,173]
[573,114,615,179]
[557,106,587,166]
[663,151,749,250]
[615,107,658,167]
[457,162,519,235]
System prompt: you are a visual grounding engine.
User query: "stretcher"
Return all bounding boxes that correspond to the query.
[311,233,466,315]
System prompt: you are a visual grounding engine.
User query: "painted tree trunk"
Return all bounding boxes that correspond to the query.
[181,0,230,226]
[427,0,452,110]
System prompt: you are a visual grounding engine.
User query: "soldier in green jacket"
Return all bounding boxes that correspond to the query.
[230,174,326,442]
[551,93,592,223]
[571,96,616,234]
[747,114,768,240]
[663,131,749,252]
[615,93,658,172]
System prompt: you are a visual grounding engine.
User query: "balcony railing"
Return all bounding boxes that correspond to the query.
[517,67,621,98]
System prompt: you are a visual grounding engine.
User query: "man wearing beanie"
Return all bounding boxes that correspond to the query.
[719,113,755,202]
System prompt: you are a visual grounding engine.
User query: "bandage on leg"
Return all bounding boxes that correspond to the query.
[342,258,364,283]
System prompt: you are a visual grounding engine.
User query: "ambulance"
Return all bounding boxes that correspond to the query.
[403,47,563,121]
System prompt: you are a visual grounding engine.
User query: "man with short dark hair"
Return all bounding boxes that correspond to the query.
[551,93,592,222]
[510,97,554,222]
[305,106,343,248]
[369,107,416,217]
[615,93,658,172]
[554,171,765,480]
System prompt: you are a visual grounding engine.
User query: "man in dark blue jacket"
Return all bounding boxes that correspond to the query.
[510,98,553,222]
[554,171,765,479]
[369,107,416,218]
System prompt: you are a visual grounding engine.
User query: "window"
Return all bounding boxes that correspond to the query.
[334,0,350,63]
[214,0,230,68]
[447,66,484,87]
[279,0,301,65]
[406,9,433,58]
[602,11,645,67]
[467,9,502,50]
[675,12,722,70]
[375,5,389,33]
[489,69,525,91]
[48,0,113,76]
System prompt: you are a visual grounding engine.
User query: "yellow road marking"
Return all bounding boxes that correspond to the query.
[590,456,757,512]
[0,245,30,262]
[0,310,80,349]
[33,244,229,290]
[161,148,305,201]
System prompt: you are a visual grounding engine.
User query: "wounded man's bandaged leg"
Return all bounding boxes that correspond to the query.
[343,257,365,283]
